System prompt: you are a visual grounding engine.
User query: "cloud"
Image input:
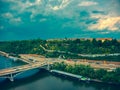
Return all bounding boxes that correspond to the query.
[89,16,120,31]
[78,1,98,6]
[1,0,120,31]
[0,26,4,30]
[39,18,47,22]
[1,12,22,24]
[48,0,72,11]
[1,12,13,18]
[92,10,105,14]
[99,31,110,34]
[10,17,21,23]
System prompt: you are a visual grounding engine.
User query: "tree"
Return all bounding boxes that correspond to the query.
[95,69,107,79]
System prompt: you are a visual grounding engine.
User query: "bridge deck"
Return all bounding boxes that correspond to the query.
[18,58,33,64]
[0,60,61,77]
[0,62,46,76]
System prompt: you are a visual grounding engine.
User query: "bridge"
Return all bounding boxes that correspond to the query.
[0,58,62,82]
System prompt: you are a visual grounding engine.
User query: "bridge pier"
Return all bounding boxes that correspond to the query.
[47,60,50,71]
[9,74,14,82]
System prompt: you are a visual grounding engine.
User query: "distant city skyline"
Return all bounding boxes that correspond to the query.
[0,0,120,41]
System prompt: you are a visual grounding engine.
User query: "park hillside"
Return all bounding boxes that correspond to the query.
[0,38,120,61]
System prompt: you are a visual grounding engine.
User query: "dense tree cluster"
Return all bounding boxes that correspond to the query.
[52,62,120,84]
[0,39,46,54]
[0,38,120,61]
[45,38,120,54]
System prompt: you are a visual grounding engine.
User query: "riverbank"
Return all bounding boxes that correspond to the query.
[50,70,90,81]
[50,69,120,86]
[51,62,120,85]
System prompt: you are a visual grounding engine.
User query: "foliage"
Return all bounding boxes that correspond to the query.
[52,62,120,84]
[0,38,120,61]
[0,39,46,55]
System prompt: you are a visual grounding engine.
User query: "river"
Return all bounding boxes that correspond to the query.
[0,56,119,90]
[0,70,119,90]
[0,56,26,69]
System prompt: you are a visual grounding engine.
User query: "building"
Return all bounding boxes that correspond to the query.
[96,38,112,42]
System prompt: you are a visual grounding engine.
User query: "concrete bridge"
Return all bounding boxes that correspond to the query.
[0,59,62,82]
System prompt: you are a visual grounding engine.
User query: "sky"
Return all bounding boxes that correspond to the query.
[0,0,120,41]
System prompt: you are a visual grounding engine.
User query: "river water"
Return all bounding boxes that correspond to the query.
[0,71,119,90]
[0,56,119,90]
[0,56,26,69]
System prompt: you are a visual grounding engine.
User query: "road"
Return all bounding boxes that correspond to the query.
[40,45,120,57]
[0,59,61,77]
